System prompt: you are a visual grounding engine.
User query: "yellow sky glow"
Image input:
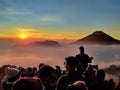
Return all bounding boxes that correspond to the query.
[19,34,28,39]
[0,27,120,40]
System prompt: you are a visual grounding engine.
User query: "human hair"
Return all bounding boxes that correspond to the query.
[38,65,55,78]
[79,46,84,51]
[65,56,77,69]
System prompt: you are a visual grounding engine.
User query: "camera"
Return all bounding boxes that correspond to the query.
[88,57,93,63]
[92,65,98,70]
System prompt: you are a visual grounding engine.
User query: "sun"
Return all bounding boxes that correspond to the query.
[19,34,28,39]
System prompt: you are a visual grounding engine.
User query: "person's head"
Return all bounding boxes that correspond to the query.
[79,46,84,53]
[38,65,58,88]
[33,67,37,72]
[67,80,88,90]
[12,77,43,90]
[65,56,77,71]
[27,67,32,72]
[95,69,106,81]
[55,65,61,70]
[38,63,44,69]
[5,67,21,84]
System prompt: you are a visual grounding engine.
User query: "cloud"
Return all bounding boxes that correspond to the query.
[0,8,32,16]
[40,16,61,23]
[15,27,38,33]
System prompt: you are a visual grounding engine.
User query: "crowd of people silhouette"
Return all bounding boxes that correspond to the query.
[0,46,119,90]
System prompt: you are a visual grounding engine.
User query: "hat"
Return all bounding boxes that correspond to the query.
[5,67,20,79]
[12,77,43,90]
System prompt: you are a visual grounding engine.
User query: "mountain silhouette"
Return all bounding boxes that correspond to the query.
[72,31,120,45]
[26,40,62,47]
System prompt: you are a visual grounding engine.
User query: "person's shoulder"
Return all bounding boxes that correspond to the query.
[59,74,67,79]
[83,54,89,57]
[58,74,69,81]
[75,54,81,57]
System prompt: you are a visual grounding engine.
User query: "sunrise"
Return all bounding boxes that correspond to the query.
[0,0,120,40]
[0,0,120,90]
[19,33,28,39]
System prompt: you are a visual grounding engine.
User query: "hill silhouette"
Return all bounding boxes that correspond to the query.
[24,40,62,47]
[104,65,120,76]
[72,31,120,45]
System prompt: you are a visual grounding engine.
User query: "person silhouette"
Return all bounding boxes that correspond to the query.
[75,46,93,75]
[56,56,80,90]
[12,77,43,90]
[37,65,58,90]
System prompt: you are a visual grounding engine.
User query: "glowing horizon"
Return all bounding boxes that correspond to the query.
[0,0,120,40]
[0,28,120,40]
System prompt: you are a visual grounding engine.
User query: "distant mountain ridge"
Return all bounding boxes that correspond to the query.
[23,40,62,47]
[72,31,120,45]
[1,31,120,47]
